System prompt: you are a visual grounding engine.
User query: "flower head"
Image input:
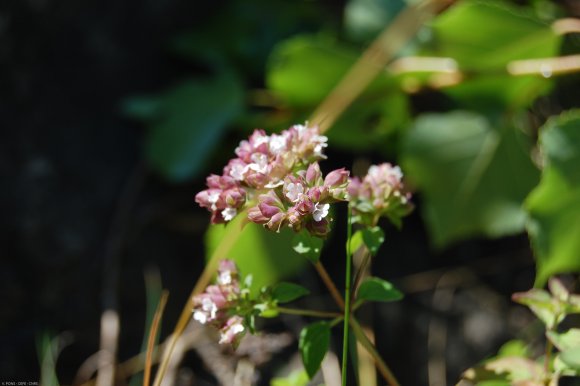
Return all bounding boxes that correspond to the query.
[349,163,413,227]
[192,259,247,346]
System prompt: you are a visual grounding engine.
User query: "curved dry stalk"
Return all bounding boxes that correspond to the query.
[144,290,169,386]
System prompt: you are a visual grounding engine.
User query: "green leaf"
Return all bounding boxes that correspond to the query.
[266,34,410,152]
[299,322,331,379]
[526,110,580,286]
[272,282,310,304]
[548,277,570,302]
[560,347,580,370]
[512,289,562,329]
[292,230,324,263]
[547,329,580,352]
[401,111,539,247]
[497,340,529,358]
[206,223,308,295]
[138,68,243,182]
[430,1,560,72]
[348,226,385,255]
[357,277,403,303]
[430,1,561,111]
[270,370,310,386]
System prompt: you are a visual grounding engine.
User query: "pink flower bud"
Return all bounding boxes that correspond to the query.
[266,212,287,232]
[306,218,330,237]
[324,168,349,188]
[219,315,246,346]
[305,163,322,185]
[248,205,268,224]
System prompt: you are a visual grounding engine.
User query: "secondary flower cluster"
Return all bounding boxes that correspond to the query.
[348,163,413,227]
[192,260,247,346]
[248,162,349,237]
[196,124,328,225]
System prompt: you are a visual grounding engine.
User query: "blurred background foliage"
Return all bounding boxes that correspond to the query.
[2,0,580,384]
[125,0,580,285]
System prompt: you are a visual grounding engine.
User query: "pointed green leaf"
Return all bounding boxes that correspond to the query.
[401,111,539,247]
[560,347,580,370]
[141,68,243,181]
[361,226,385,255]
[299,322,330,379]
[357,277,403,303]
[526,110,580,286]
[272,282,310,304]
[547,329,580,352]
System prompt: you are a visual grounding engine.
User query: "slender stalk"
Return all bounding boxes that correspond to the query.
[143,291,168,386]
[152,213,246,386]
[314,261,345,310]
[341,205,354,386]
[350,318,400,386]
[277,306,342,319]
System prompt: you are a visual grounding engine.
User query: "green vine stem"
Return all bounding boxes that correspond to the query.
[350,318,401,386]
[276,307,342,319]
[342,204,354,386]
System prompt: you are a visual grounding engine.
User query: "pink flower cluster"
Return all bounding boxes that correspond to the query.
[195,124,329,225]
[349,163,413,227]
[192,260,246,346]
[248,162,349,237]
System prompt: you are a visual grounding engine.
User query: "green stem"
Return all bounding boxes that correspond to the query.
[342,204,353,386]
[350,317,400,386]
[276,307,341,319]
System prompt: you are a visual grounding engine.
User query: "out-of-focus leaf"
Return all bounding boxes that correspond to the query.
[548,277,570,302]
[206,224,308,294]
[292,230,323,263]
[526,110,580,286]
[299,322,330,379]
[547,329,580,352]
[512,288,563,329]
[270,370,310,386]
[344,0,406,43]
[560,347,580,370]
[430,1,560,71]
[430,1,561,111]
[497,340,529,358]
[266,35,410,152]
[272,282,310,304]
[401,111,539,247]
[128,68,243,182]
[357,277,403,303]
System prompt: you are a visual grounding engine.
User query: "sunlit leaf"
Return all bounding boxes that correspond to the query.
[560,347,580,371]
[526,110,580,286]
[401,111,539,247]
[272,282,310,304]
[547,329,580,352]
[357,277,403,303]
[292,230,323,263]
[206,223,308,294]
[299,322,330,379]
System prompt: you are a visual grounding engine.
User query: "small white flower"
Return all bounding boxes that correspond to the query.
[193,310,208,324]
[312,203,330,222]
[218,270,232,285]
[229,163,248,181]
[221,207,237,222]
[269,134,287,155]
[285,182,304,203]
[208,192,220,210]
[201,297,218,319]
[253,134,270,148]
[248,153,268,174]
[312,135,328,157]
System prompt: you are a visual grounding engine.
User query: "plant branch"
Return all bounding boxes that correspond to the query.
[350,318,400,386]
[314,261,346,310]
[143,290,168,386]
[341,205,354,386]
[277,306,342,319]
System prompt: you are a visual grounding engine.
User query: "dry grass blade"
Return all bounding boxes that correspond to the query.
[144,290,169,386]
[310,0,454,134]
